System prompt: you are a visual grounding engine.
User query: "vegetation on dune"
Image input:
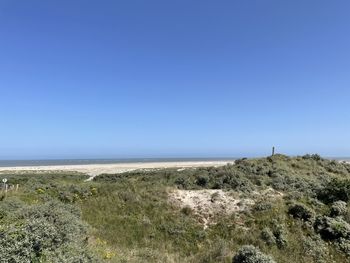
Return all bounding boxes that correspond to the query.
[1,155,350,262]
[0,173,97,263]
[232,245,276,263]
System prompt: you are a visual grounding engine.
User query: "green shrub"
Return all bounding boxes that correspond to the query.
[0,196,25,220]
[317,179,350,204]
[174,176,191,189]
[0,201,96,262]
[181,206,193,216]
[314,216,350,240]
[302,235,330,263]
[260,228,276,246]
[335,238,350,256]
[302,154,322,161]
[196,174,210,187]
[220,173,255,192]
[330,201,347,217]
[253,201,272,212]
[288,203,315,222]
[344,206,350,224]
[232,245,276,263]
[271,222,288,249]
[56,184,95,203]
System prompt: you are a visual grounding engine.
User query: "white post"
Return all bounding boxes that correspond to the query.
[2,178,8,194]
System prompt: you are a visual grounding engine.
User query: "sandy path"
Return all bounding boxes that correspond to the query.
[0,160,234,179]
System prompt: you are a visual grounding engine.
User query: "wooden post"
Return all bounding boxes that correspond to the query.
[272,146,275,156]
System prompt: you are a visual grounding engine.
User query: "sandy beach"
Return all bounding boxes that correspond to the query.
[0,160,235,179]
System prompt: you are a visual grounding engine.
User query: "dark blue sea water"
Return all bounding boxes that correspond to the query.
[0,158,237,167]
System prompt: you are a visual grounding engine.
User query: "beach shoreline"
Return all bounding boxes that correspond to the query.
[0,160,235,178]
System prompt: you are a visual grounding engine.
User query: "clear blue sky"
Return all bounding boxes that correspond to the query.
[1,1,350,159]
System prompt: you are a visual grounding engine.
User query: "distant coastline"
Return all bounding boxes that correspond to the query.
[0,158,238,168]
[0,156,348,168]
[0,159,236,180]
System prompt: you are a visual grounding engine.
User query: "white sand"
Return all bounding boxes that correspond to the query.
[168,187,283,228]
[0,160,234,179]
[169,189,253,227]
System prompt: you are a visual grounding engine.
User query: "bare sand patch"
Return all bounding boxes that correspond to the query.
[169,188,283,228]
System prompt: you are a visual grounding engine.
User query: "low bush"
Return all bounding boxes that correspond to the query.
[271,222,288,249]
[259,223,287,249]
[288,203,315,222]
[260,228,276,246]
[174,176,191,189]
[0,201,96,262]
[181,206,193,216]
[314,216,350,240]
[302,235,329,263]
[335,238,350,256]
[317,179,350,204]
[253,201,272,212]
[232,245,276,263]
[302,154,322,161]
[330,201,347,217]
[196,174,210,187]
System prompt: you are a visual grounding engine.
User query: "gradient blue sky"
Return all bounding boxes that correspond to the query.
[1,1,350,159]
